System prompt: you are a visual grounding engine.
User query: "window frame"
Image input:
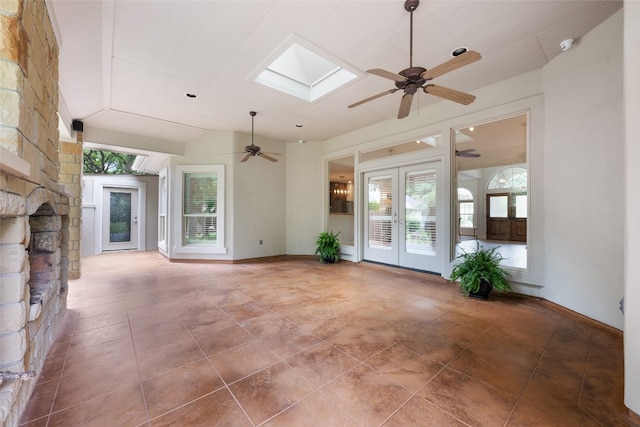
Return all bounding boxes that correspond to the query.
[174,164,226,254]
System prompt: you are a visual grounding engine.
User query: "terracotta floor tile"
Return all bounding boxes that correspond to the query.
[21,254,631,427]
[137,337,206,381]
[63,336,135,378]
[519,369,582,418]
[448,348,534,396]
[366,343,444,392]
[150,388,251,426]
[47,384,146,427]
[142,359,224,419]
[222,300,272,322]
[177,304,236,336]
[73,310,129,332]
[382,396,468,426]
[419,368,516,427]
[35,351,66,384]
[229,361,316,425]
[321,364,412,426]
[53,357,140,411]
[286,342,359,388]
[19,379,58,423]
[399,331,465,365]
[194,324,255,356]
[507,401,600,427]
[262,391,358,427]
[329,324,399,362]
[261,328,321,358]
[209,339,281,384]
[68,321,131,349]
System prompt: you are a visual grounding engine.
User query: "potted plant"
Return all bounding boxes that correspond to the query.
[315,231,341,263]
[449,241,511,299]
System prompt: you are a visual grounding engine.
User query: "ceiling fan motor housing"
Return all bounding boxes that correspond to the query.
[396,66,427,92]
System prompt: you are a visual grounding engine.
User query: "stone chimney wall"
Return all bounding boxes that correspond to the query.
[0,1,72,425]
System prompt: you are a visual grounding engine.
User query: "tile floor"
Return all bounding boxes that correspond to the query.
[19,251,635,426]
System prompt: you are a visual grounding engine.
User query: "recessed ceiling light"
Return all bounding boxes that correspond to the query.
[185,93,197,98]
[452,47,468,57]
[296,124,303,128]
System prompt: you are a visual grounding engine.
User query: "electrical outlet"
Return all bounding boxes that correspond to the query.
[259,239,263,245]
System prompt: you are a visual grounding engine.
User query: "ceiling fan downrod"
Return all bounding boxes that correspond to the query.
[250,110,256,146]
[405,0,419,69]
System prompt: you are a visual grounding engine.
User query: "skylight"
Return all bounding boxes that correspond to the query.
[254,39,358,102]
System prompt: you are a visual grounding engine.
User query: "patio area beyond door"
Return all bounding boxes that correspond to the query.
[363,162,442,273]
[102,187,139,251]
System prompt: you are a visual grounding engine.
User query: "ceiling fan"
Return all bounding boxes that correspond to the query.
[348,0,481,119]
[242,111,278,163]
[456,148,481,158]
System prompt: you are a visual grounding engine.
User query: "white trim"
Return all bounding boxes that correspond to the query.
[172,164,227,257]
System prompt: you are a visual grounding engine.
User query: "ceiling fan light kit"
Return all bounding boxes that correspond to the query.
[348,0,481,119]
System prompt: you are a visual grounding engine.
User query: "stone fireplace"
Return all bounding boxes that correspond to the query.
[0,1,81,425]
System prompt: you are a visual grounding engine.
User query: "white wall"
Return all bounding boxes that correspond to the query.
[624,0,640,417]
[166,131,235,260]
[285,141,324,255]
[541,10,624,329]
[232,131,286,260]
[165,130,286,261]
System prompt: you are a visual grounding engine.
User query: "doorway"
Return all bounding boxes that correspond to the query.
[102,187,139,251]
[363,161,442,273]
[486,193,527,241]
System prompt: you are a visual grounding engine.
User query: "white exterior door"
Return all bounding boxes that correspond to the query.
[363,162,442,273]
[102,187,138,251]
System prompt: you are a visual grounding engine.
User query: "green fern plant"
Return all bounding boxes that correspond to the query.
[315,231,341,263]
[450,241,511,297]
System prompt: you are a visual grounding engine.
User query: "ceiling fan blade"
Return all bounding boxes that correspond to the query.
[258,152,278,162]
[421,50,481,80]
[456,150,481,158]
[424,84,476,105]
[367,68,406,82]
[241,153,251,162]
[398,93,413,119]
[348,89,398,109]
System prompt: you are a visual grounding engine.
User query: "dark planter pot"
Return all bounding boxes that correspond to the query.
[469,281,493,300]
[321,256,338,264]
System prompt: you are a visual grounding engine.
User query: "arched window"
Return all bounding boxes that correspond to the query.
[487,166,527,190]
[458,188,474,227]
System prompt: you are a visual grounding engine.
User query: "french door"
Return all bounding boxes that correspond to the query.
[102,187,138,251]
[363,162,442,273]
[486,193,527,242]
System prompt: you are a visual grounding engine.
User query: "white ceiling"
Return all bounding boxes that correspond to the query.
[48,0,622,153]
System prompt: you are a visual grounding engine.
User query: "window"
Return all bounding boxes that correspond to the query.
[487,166,527,190]
[183,173,218,245]
[158,168,168,253]
[458,188,474,227]
[176,165,225,254]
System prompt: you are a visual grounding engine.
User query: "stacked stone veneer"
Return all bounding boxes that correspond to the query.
[0,1,73,425]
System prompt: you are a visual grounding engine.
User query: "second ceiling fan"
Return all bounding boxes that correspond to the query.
[242,111,278,163]
[349,0,482,119]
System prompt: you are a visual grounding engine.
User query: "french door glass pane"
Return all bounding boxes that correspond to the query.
[368,175,392,248]
[515,194,528,218]
[109,192,131,243]
[405,170,436,255]
[489,195,508,217]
